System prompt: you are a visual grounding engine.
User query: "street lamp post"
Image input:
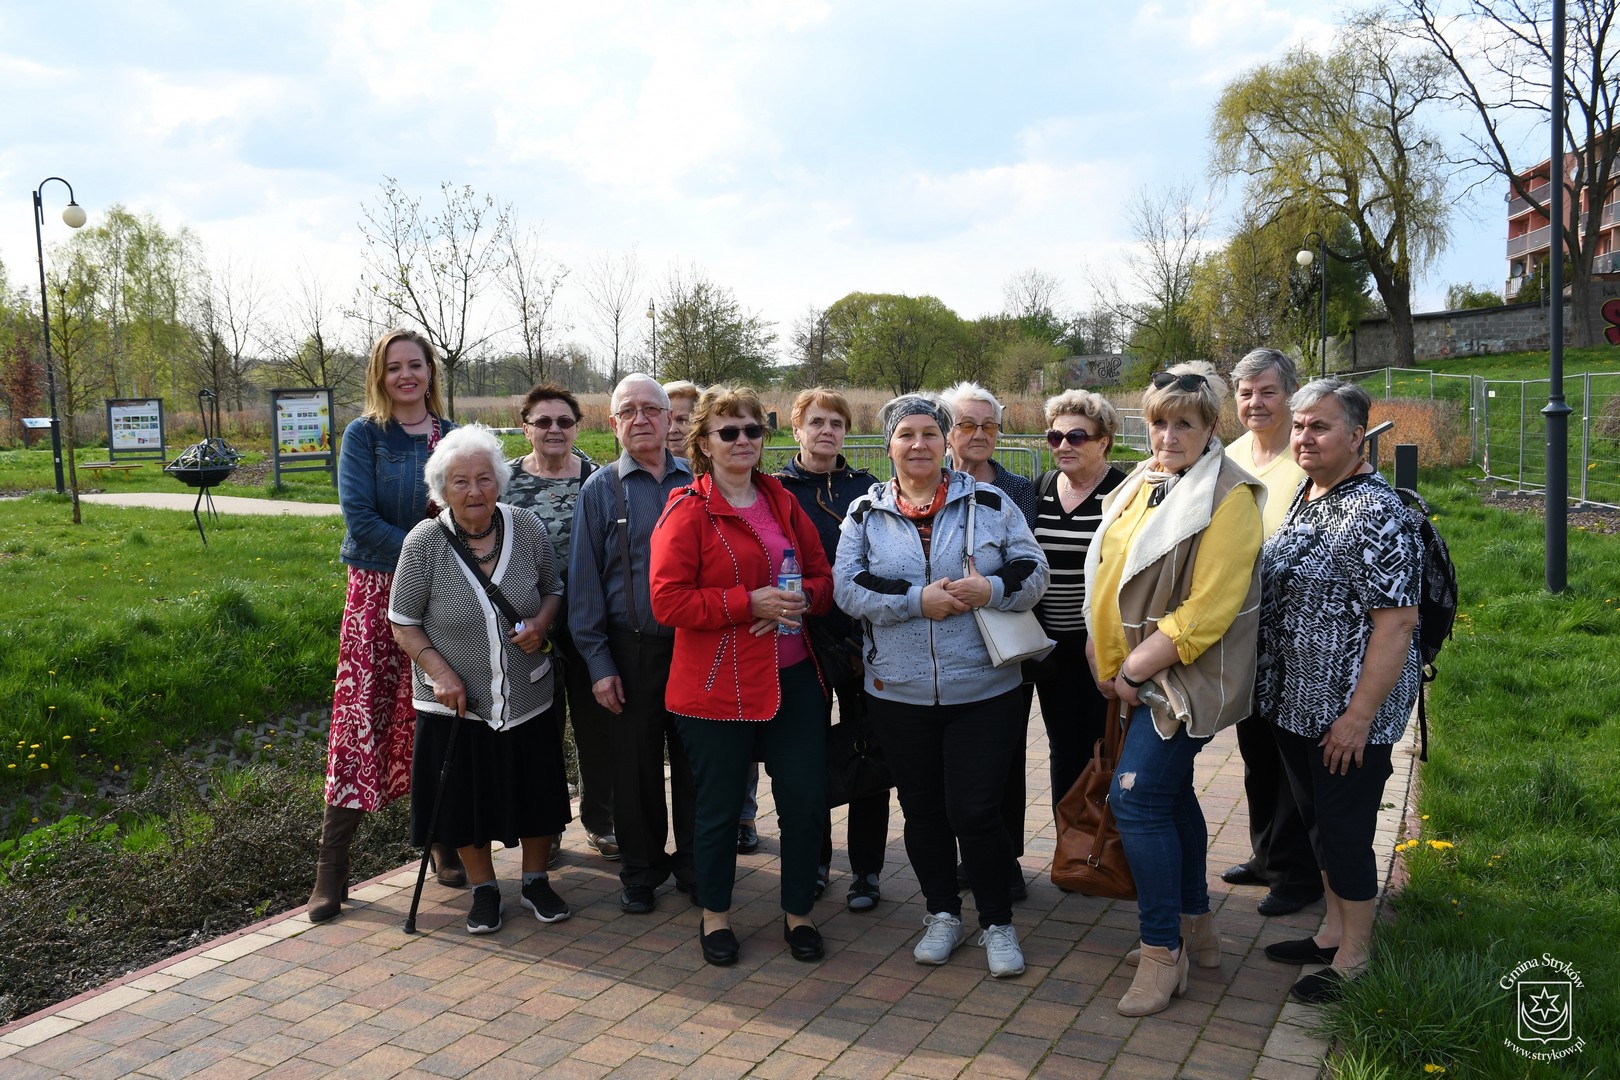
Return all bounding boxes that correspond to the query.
[1296,232,1329,380]
[33,177,89,495]
[645,300,657,380]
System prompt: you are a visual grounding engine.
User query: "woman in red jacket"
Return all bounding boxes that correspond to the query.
[650,385,834,968]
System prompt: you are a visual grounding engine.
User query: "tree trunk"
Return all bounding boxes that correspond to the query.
[1569,273,1599,349]
[1380,279,1417,369]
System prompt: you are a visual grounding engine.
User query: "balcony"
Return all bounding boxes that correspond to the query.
[1506,225,1552,258]
[1507,181,1552,217]
[1595,251,1620,274]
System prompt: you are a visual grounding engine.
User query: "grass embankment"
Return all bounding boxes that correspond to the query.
[1324,472,1620,1078]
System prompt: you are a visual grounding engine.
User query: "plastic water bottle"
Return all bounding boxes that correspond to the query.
[777,547,802,636]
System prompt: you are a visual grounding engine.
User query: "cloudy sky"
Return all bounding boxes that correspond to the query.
[0,0,1522,363]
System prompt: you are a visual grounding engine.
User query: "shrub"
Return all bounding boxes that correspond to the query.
[1369,398,1469,468]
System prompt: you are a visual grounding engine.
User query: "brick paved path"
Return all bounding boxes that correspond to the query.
[1,717,1418,1078]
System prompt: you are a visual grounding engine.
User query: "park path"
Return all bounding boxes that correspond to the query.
[0,709,1421,1080]
[74,492,343,516]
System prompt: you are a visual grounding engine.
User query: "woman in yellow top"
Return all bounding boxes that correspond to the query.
[1083,361,1264,1017]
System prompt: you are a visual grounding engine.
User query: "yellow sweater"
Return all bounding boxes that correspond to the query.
[1226,430,1306,539]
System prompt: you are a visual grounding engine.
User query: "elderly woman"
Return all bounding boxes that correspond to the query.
[1257,379,1421,1005]
[663,380,700,458]
[389,424,572,935]
[1027,390,1126,810]
[649,386,834,967]
[310,329,458,923]
[1085,361,1262,1016]
[504,384,616,864]
[835,394,1049,979]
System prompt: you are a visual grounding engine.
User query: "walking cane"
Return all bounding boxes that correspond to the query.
[405,706,464,934]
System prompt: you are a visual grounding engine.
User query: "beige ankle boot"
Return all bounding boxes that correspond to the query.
[1117,944,1188,1016]
[1125,913,1221,968]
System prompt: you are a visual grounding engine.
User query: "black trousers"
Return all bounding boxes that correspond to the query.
[557,629,614,837]
[819,680,890,877]
[1027,632,1109,812]
[606,632,695,890]
[1234,713,1321,898]
[1273,725,1394,902]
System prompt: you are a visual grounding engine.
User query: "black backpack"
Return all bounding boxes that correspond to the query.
[1394,487,1458,761]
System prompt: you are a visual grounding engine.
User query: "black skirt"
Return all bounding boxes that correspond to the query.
[409,708,572,850]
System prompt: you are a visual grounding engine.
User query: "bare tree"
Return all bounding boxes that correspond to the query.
[1088,183,1212,372]
[356,178,512,417]
[788,305,841,388]
[578,251,642,387]
[1002,268,1069,343]
[499,219,569,389]
[267,264,367,407]
[200,256,265,411]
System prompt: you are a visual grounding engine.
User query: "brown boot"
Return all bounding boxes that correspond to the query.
[1126,912,1221,969]
[1118,943,1188,1016]
[308,805,364,922]
[431,843,467,888]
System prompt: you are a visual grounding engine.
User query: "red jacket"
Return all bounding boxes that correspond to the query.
[649,471,834,721]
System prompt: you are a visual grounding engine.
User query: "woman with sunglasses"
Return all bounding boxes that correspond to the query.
[1027,390,1126,813]
[504,385,618,866]
[649,386,835,967]
[1084,361,1263,1016]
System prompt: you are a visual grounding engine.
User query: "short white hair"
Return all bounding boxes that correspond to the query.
[424,423,511,505]
[942,380,1003,422]
[611,373,671,414]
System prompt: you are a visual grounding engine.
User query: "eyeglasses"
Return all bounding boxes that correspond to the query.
[954,420,1001,436]
[523,415,577,430]
[1150,372,1210,392]
[614,404,666,423]
[710,423,767,443]
[1046,428,1099,449]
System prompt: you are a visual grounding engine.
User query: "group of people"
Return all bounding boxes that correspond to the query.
[307,329,1426,1018]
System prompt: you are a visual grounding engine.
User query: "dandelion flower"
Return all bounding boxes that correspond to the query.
[1424,1064,1446,1074]
[39,763,48,770]
[1427,840,1454,851]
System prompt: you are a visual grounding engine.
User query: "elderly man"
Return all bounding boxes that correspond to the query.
[570,374,698,913]
[1222,348,1322,917]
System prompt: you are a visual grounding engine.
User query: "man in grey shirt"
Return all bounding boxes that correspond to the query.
[568,374,697,914]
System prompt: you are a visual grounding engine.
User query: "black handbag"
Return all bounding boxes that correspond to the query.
[824,694,893,808]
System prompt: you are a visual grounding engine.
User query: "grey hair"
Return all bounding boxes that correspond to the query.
[661,379,700,404]
[1043,389,1118,441]
[1231,348,1300,395]
[941,380,1003,422]
[877,393,954,445]
[424,423,512,505]
[1290,378,1370,433]
[1142,359,1227,428]
[611,373,671,414]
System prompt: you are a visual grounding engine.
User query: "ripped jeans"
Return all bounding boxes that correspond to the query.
[1110,704,1212,949]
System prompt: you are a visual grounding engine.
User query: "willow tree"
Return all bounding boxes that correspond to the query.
[1212,22,1451,367]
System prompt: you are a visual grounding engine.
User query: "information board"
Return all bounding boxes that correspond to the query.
[270,388,337,486]
[105,398,166,461]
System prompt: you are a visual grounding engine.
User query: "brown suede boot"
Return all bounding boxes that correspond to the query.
[307,805,364,922]
[1126,912,1221,969]
[431,843,467,888]
[1118,943,1189,1016]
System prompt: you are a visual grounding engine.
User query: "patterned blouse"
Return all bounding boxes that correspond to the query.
[503,456,592,575]
[389,505,564,731]
[1257,472,1422,745]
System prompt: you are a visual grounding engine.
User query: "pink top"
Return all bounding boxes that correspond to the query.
[734,497,811,668]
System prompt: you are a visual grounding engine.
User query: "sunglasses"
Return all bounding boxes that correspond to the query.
[954,420,1001,436]
[523,415,577,430]
[1045,428,1099,449]
[1150,371,1210,392]
[711,423,767,443]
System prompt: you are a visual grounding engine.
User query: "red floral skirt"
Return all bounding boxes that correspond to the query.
[324,567,416,810]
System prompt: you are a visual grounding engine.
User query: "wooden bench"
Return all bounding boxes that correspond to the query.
[78,462,145,478]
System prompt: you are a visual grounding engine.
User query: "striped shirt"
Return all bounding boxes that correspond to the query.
[1033,467,1125,635]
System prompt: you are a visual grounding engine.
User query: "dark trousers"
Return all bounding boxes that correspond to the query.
[1274,725,1394,902]
[1028,632,1108,811]
[1234,713,1320,898]
[607,632,695,890]
[558,631,613,837]
[875,688,1024,929]
[677,661,827,915]
[819,681,889,877]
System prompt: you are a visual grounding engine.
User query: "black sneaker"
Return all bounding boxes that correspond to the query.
[467,885,503,934]
[520,877,570,923]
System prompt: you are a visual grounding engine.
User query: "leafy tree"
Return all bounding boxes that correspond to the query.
[825,293,967,396]
[1212,21,1451,367]
[653,265,777,387]
[1445,282,1504,309]
[1395,0,1620,346]
[993,337,1064,397]
[1001,269,1070,345]
[788,305,843,389]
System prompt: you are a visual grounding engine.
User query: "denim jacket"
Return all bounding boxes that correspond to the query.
[337,415,456,572]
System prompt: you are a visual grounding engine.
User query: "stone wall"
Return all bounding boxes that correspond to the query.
[1350,280,1620,368]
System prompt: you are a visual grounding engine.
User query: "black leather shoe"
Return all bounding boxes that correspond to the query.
[1290,966,1348,1004]
[700,925,740,966]
[1221,863,1265,886]
[783,919,824,962]
[737,822,759,854]
[620,885,655,914]
[1257,890,1323,917]
[1264,937,1339,965]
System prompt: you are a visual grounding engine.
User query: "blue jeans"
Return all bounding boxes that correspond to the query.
[1110,705,1212,949]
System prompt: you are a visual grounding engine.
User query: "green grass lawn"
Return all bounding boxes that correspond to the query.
[1321,471,1620,1078]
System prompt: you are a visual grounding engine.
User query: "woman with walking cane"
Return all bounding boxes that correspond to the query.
[390,425,573,934]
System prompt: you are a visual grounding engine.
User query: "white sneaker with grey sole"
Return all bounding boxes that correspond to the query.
[913,911,965,965]
[980,923,1025,977]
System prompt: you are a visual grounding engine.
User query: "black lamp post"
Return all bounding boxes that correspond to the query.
[1295,231,1330,380]
[33,177,89,494]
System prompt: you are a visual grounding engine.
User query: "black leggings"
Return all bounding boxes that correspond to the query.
[1273,725,1394,902]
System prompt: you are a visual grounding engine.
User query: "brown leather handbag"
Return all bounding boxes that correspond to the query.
[1051,701,1137,900]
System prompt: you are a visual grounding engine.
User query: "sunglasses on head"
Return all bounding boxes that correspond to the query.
[1151,371,1210,392]
[1045,428,1098,449]
[523,415,577,430]
[711,423,767,443]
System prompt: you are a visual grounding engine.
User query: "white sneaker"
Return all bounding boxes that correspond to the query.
[913,912,965,965]
[980,923,1025,978]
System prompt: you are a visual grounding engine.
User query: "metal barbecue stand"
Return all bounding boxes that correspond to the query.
[162,389,241,546]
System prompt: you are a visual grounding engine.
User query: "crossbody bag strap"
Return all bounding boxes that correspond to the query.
[437,518,524,628]
[962,486,976,578]
[611,468,642,628]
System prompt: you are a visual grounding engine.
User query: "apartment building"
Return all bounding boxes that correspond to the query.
[1504,143,1620,299]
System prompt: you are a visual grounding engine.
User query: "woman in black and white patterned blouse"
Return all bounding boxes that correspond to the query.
[390,424,572,937]
[1256,379,1421,1006]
